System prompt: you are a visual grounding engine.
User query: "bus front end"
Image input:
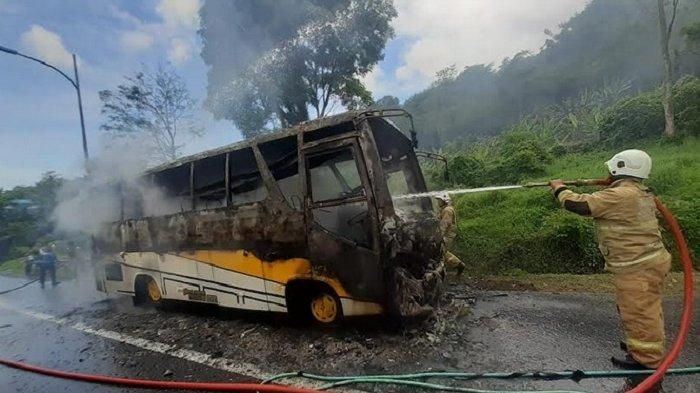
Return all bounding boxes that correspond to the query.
[364,112,446,319]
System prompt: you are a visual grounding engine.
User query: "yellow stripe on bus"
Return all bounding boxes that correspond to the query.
[177,250,351,297]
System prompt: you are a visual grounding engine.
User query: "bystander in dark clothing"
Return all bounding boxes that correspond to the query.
[37,249,58,288]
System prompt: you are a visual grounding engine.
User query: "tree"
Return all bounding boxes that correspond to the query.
[373,95,400,108]
[657,0,679,137]
[433,65,458,86]
[99,65,203,162]
[199,0,396,138]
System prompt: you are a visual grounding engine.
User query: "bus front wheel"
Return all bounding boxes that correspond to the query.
[134,275,163,307]
[286,281,342,324]
[310,291,340,324]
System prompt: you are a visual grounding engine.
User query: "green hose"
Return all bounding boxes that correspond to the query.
[318,378,589,393]
[262,366,700,384]
[261,366,700,393]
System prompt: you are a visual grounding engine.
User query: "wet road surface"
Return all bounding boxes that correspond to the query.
[0,273,697,393]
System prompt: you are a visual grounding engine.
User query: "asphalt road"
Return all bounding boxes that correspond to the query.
[0,272,697,393]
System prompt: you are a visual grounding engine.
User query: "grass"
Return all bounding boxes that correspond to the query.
[0,258,25,277]
[451,137,700,275]
[0,257,77,280]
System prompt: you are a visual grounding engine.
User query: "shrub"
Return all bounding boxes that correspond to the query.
[599,91,664,146]
[674,76,700,136]
[599,76,700,145]
[494,131,552,183]
[447,154,488,187]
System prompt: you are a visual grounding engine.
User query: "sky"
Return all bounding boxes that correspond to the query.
[0,0,589,189]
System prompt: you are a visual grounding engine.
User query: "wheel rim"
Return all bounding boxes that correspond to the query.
[147,280,161,302]
[310,293,338,323]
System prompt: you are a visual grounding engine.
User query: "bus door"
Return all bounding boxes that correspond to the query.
[301,138,383,301]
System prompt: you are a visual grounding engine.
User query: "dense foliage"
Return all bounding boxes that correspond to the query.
[427,77,700,191]
[404,0,700,149]
[0,172,62,260]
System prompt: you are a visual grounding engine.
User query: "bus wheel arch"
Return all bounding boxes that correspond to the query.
[285,280,342,324]
[134,274,162,307]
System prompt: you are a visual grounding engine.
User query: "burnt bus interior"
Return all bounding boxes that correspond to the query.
[119,114,430,236]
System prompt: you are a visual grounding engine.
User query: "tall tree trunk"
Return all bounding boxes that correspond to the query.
[657,0,676,137]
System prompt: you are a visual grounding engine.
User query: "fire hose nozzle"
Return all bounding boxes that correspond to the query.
[523,178,612,188]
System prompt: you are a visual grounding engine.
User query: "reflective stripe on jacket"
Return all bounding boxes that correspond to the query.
[557,179,671,273]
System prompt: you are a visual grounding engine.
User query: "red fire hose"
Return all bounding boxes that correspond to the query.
[626,197,695,393]
[0,356,319,392]
[0,192,694,393]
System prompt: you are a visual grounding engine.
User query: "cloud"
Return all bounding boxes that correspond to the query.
[367,0,589,99]
[113,0,202,64]
[394,0,589,80]
[120,31,155,52]
[20,24,75,69]
[167,37,192,64]
[156,0,201,31]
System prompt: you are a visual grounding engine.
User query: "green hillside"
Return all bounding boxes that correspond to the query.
[403,0,700,148]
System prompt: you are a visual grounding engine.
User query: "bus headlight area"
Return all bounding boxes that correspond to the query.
[91,110,446,324]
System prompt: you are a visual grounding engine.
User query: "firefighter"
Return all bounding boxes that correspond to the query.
[437,194,466,275]
[549,149,671,370]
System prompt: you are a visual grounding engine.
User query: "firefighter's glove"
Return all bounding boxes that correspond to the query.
[549,179,565,191]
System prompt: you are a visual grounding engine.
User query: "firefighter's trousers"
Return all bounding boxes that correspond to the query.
[613,259,671,368]
[443,234,463,270]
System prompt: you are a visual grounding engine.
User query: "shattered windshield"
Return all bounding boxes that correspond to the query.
[370,118,432,215]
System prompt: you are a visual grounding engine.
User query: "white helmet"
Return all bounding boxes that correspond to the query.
[435,193,451,204]
[605,149,652,179]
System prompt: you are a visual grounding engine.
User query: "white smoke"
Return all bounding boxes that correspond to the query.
[52,139,178,236]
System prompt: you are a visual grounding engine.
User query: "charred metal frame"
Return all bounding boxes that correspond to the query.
[100,110,444,317]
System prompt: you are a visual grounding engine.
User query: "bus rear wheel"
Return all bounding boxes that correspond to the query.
[309,291,340,324]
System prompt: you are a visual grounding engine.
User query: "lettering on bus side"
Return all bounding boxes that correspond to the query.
[182,288,218,303]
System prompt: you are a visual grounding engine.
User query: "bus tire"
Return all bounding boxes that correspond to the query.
[286,281,342,325]
[134,275,163,308]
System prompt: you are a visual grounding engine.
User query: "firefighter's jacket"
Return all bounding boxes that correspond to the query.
[555,179,671,273]
[439,205,457,243]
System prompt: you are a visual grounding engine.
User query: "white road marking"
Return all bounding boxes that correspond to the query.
[0,299,360,391]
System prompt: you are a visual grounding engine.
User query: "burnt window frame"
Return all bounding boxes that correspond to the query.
[144,162,195,215]
[302,136,373,209]
[257,134,304,211]
[192,153,228,211]
[305,145,367,206]
[226,146,268,207]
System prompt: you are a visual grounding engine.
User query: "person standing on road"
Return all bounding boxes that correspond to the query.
[437,194,466,276]
[24,250,37,278]
[37,247,58,289]
[549,149,671,371]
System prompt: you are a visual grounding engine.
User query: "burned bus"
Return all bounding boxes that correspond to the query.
[94,110,445,323]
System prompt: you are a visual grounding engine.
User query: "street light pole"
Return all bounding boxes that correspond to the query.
[72,54,89,160]
[0,44,90,162]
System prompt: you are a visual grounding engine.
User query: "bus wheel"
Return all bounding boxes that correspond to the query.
[309,291,341,324]
[134,276,162,307]
[146,279,162,304]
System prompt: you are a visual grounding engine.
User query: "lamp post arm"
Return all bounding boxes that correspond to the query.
[14,52,78,89]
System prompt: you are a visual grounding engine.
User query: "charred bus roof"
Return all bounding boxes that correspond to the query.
[144,109,416,177]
